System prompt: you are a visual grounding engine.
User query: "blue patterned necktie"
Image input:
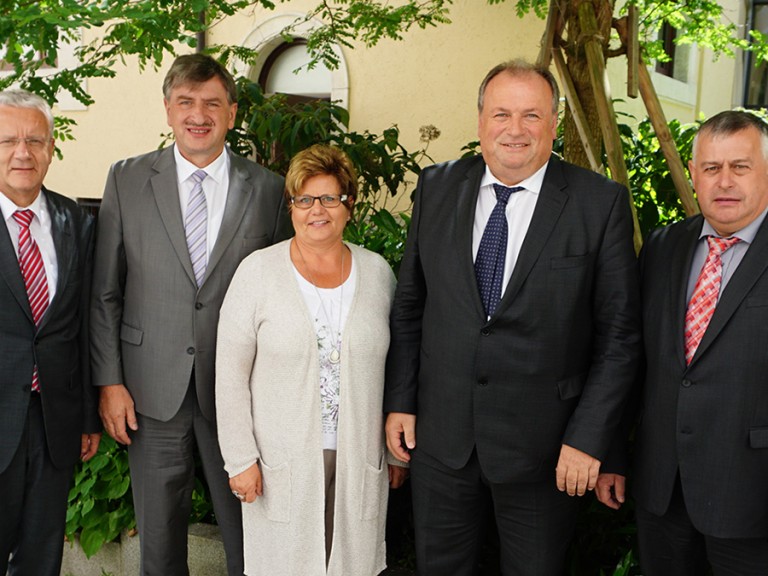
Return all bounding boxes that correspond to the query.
[185,169,208,287]
[475,183,523,317]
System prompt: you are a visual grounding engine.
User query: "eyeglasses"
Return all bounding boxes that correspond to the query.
[290,194,349,209]
[0,137,51,151]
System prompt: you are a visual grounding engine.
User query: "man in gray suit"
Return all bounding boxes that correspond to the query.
[597,111,768,574]
[0,89,100,575]
[91,54,291,575]
[385,60,641,575]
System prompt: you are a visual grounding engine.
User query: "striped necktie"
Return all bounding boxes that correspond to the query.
[684,235,740,364]
[13,209,50,392]
[185,169,208,287]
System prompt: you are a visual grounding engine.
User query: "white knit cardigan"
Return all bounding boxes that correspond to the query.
[216,239,396,576]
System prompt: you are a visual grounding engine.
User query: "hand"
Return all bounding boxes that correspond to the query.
[555,444,601,496]
[229,462,263,504]
[98,384,138,445]
[80,432,102,461]
[595,473,626,510]
[388,464,409,489]
[385,412,416,463]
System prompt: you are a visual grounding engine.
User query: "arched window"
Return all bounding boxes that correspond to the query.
[259,40,333,101]
[234,13,349,108]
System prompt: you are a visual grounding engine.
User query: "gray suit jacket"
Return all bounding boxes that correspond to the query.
[91,147,291,422]
[634,214,768,538]
[0,188,99,472]
[385,154,641,483]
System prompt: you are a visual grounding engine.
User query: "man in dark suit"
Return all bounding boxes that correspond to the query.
[0,89,100,576]
[91,54,291,575]
[384,60,641,575]
[597,111,768,575]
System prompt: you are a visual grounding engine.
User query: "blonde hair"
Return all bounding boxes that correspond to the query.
[285,144,358,210]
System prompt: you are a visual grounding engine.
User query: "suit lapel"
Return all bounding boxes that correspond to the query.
[206,152,252,281]
[41,189,73,331]
[496,155,568,313]
[455,158,488,319]
[0,208,32,321]
[669,216,703,368]
[150,148,197,286]
[692,215,768,364]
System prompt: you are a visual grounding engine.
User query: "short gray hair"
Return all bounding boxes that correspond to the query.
[0,89,54,139]
[477,59,559,115]
[693,110,768,163]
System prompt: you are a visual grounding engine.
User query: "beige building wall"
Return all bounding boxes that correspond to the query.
[45,0,742,200]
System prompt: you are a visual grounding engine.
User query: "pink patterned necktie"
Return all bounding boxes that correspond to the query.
[13,209,50,391]
[684,235,740,364]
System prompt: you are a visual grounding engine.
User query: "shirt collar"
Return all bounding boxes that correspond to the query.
[0,188,46,225]
[480,160,549,195]
[173,144,229,185]
[699,206,768,245]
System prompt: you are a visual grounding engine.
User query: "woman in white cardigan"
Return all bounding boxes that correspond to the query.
[216,144,407,576]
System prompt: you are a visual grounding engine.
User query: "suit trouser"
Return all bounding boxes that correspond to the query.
[637,476,768,576]
[128,383,244,576]
[410,447,579,576]
[0,394,73,576]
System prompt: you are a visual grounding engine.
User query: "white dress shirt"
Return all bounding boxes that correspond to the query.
[0,190,58,300]
[472,161,548,296]
[174,145,230,260]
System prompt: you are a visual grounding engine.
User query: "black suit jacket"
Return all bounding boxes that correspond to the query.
[633,214,768,538]
[385,154,641,483]
[0,188,99,473]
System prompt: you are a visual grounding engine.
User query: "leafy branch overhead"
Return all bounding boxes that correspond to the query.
[0,0,451,106]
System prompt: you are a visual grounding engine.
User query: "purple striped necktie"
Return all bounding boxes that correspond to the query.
[185,169,208,287]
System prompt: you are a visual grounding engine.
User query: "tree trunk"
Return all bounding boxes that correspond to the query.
[562,0,613,169]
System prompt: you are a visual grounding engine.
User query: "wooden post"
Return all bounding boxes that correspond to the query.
[637,61,700,217]
[626,6,639,98]
[537,0,561,67]
[578,1,643,252]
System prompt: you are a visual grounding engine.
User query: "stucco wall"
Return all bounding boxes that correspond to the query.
[44,0,742,200]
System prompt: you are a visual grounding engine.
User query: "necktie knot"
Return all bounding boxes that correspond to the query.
[706,235,740,256]
[13,209,34,229]
[191,169,207,185]
[493,183,523,206]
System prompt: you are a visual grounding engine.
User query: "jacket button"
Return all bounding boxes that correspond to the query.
[481,328,491,336]
[195,302,203,310]
[187,347,195,355]
[478,378,488,387]
[680,426,692,434]
[681,379,692,388]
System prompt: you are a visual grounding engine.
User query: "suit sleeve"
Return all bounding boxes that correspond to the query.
[272,188,294,243]
[384,172,428,414]
[561,184,642,462]
[90,164,127,387]
[79,211,101,432]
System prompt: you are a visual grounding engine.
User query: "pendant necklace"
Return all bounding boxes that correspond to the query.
[296,241,345,364]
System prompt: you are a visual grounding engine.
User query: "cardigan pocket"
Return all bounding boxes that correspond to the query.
[360,455,385,520]
[260,460,291,523]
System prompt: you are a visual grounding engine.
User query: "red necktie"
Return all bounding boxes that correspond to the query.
[13,209,50,391]
[684,235,740,364]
